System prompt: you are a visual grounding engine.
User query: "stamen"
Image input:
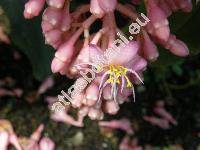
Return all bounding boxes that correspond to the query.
[113,82,118,105]
[127,69,144,84]
[97,64,143,104]
[95,81,109,109]
[132,86,136,102]
[99,70,111,90]
[121,75,125,93]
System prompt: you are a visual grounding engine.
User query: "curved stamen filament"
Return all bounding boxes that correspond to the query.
[127,69,144,84]
[97,65,141,103]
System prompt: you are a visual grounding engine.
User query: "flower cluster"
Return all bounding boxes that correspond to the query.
[24,0,191,126]
[0,120,55,150]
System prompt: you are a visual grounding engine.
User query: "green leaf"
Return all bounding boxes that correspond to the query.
[0,0,54,80]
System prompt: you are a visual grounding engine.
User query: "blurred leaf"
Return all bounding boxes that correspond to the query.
[172,64,183,76]
[197,144,200,150]
[0,6,10,34]
[0,0,54,80]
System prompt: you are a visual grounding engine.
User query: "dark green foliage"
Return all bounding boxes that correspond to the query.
[0,0,54,80]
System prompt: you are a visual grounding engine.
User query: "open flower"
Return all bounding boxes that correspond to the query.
[76,41,146,107]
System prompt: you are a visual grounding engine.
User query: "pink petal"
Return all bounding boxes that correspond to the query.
[88,107,104,120]
[103,101,120,115]
[142,31,159,61]
[51,57,66,73]
[41,21,54,33]
[90,0,105,18]
[43,7,63,27]
[38,77,54,94]
[46,0,65,9]
[45,29,62,45]
[110,41,139,65]
[98,0,117,12]
[147,0,170,42]
[39,137,55,150]
[165,34,189,57]
[0,131,9,150]
[24,0,45,19]
[60,12,72,32]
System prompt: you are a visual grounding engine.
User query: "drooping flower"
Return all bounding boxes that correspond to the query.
[23,0,192,125]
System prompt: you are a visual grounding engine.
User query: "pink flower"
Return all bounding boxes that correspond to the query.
[38,76,54,94]
[99,118,134,134]
[97,0,117,13]
[165,34,189,57]
[90,0,105,18]
[39,137,55,150]
[23,0,192,125]
[24,0,45,19]
[46,0,65,9]
[143,116,170,129]
[142,30,159,61]
[146,0,170,42]
[0,131,9,150]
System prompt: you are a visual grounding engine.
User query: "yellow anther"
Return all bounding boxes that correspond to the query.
[124,75,133,88]
[105,65,133,88]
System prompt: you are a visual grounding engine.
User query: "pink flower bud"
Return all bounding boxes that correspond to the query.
[104,101,119,115]
[9,133,22,150]
[165,34,189,57]
[78,106,89,118]
[99,118,134,134]
[98,0,117,12]
[41,21,54,33]
[165,0,179,11]
[158,0,172,17]
[77,46,91,64]
[12,88,23,98]
[86,83,99,106]
[46,0,65,9]
[147,0,170,42]
[90,0,105,18]
[51,57,66,73]
[38,77,54,94]
[142,31,159,61]
[60,12,72,32]
[174,0,192,12]
[0,88,15,97]
[143,116,170,129]
[55,28,83,63]
[55,42,75,62]
[103,85,112,100]
[154,107,178,125]
[51,109,83,127]
[30,124,44,141]
[0,131,9,150]
[39,137,55,150]
[24,0,45,19]
[71,92,84,108]
[45,29,62,45]
[119,136,130,150]
[43,7,63,27]
[88,107,104,120]
[26,139,39,150]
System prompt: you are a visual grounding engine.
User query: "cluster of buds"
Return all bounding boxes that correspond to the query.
[24,0,192,125]
[144,101,178,129]
[0,120,55,150]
